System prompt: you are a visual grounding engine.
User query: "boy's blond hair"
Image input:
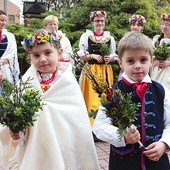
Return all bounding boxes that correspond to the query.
[118,31,153,58]
[43,15,59,27]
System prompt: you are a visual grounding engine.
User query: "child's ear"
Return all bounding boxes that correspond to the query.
[58,48,63,56]
[151,55,155,66]
[117,57,123,69]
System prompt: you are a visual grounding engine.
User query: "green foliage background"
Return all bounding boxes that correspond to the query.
[6,0,170,78]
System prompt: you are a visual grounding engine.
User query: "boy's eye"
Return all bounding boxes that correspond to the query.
[140,58,148,63]
[127,59,134,64]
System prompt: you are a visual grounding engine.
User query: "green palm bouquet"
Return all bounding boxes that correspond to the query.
[0,78,43,134]
[154,42,170,60]
[99,43,110,57]
[101,88,139,138]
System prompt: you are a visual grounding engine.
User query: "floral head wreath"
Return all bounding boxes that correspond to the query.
[129,14,146,25]
[22,29,61,50]
[89,10,107,21]
[161,13,170,21]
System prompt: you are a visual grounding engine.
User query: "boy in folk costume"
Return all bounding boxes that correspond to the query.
[93,31,170,170]
[0,29,99,170]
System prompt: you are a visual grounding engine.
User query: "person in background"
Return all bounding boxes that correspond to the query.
[150,13,170,90]
[0,10,20,84]
[129,14,146,32]
[118,14,146,81]
[43,15,73,64]
[93,31,170,170]
[77,10,118,127]
[0,29,99,170]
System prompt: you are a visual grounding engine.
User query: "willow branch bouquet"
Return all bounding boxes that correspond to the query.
[154,42,170,60]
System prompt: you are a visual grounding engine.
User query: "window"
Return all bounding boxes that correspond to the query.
[8,15,15,23]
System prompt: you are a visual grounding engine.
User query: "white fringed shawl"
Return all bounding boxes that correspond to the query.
[0,63,99,170]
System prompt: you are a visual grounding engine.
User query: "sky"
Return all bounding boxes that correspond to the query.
[9,0,22,8]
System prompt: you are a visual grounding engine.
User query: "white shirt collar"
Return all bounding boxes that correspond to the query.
[122,72,152,84]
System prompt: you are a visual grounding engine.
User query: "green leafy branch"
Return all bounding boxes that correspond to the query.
[99,43,110,57]
[154,42,170,60]
[101,89,140,139]
[0,78,43,133]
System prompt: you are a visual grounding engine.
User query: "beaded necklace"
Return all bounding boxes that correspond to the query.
[39,69,57,92]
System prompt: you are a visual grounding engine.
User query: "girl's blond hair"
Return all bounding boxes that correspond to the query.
[43,15,59,27]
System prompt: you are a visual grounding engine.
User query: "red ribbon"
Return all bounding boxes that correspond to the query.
[133,82,148,99]
[122,78,148,99]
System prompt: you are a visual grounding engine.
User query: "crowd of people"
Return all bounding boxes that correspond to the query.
[0,9,170,170]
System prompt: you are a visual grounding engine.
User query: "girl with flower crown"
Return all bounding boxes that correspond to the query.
[129,14,146,32]
[118,14,146,81]
[77,10,118,127]
[0,29,99,170]
[150,13,170,90]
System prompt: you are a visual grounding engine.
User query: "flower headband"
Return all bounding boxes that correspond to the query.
[161,13,170,21]
[22,29,61,50]
[129,14,146,25]
[89,10,107,20]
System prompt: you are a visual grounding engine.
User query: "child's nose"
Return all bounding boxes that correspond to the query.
[135,62,141,69]
[40,55,47,62]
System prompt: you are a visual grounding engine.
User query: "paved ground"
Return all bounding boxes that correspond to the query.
[95,141,110,170]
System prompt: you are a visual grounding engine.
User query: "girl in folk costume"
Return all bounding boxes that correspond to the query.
[0,29,99,170]
[118,14,146,80]
[150,13,170,90]
[129,14,146,32]
[0,10,19,84]
[77,10,118,126]
[93,31,170,170]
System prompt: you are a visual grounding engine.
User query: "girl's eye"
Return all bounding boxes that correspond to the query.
[45,51,51,55]
[33,54,40,58]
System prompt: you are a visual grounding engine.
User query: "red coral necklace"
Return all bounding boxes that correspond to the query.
[93,31,104,42]
[39,69,57,85]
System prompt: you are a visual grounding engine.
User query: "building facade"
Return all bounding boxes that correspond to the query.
[0,0,20,23]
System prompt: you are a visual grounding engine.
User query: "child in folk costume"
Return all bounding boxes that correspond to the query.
[0,29,99,170]
[150,13,170,90]
[129,14,146,32]
[77,10,118,126]
[93,31,170,170]
[118,14,146,80]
